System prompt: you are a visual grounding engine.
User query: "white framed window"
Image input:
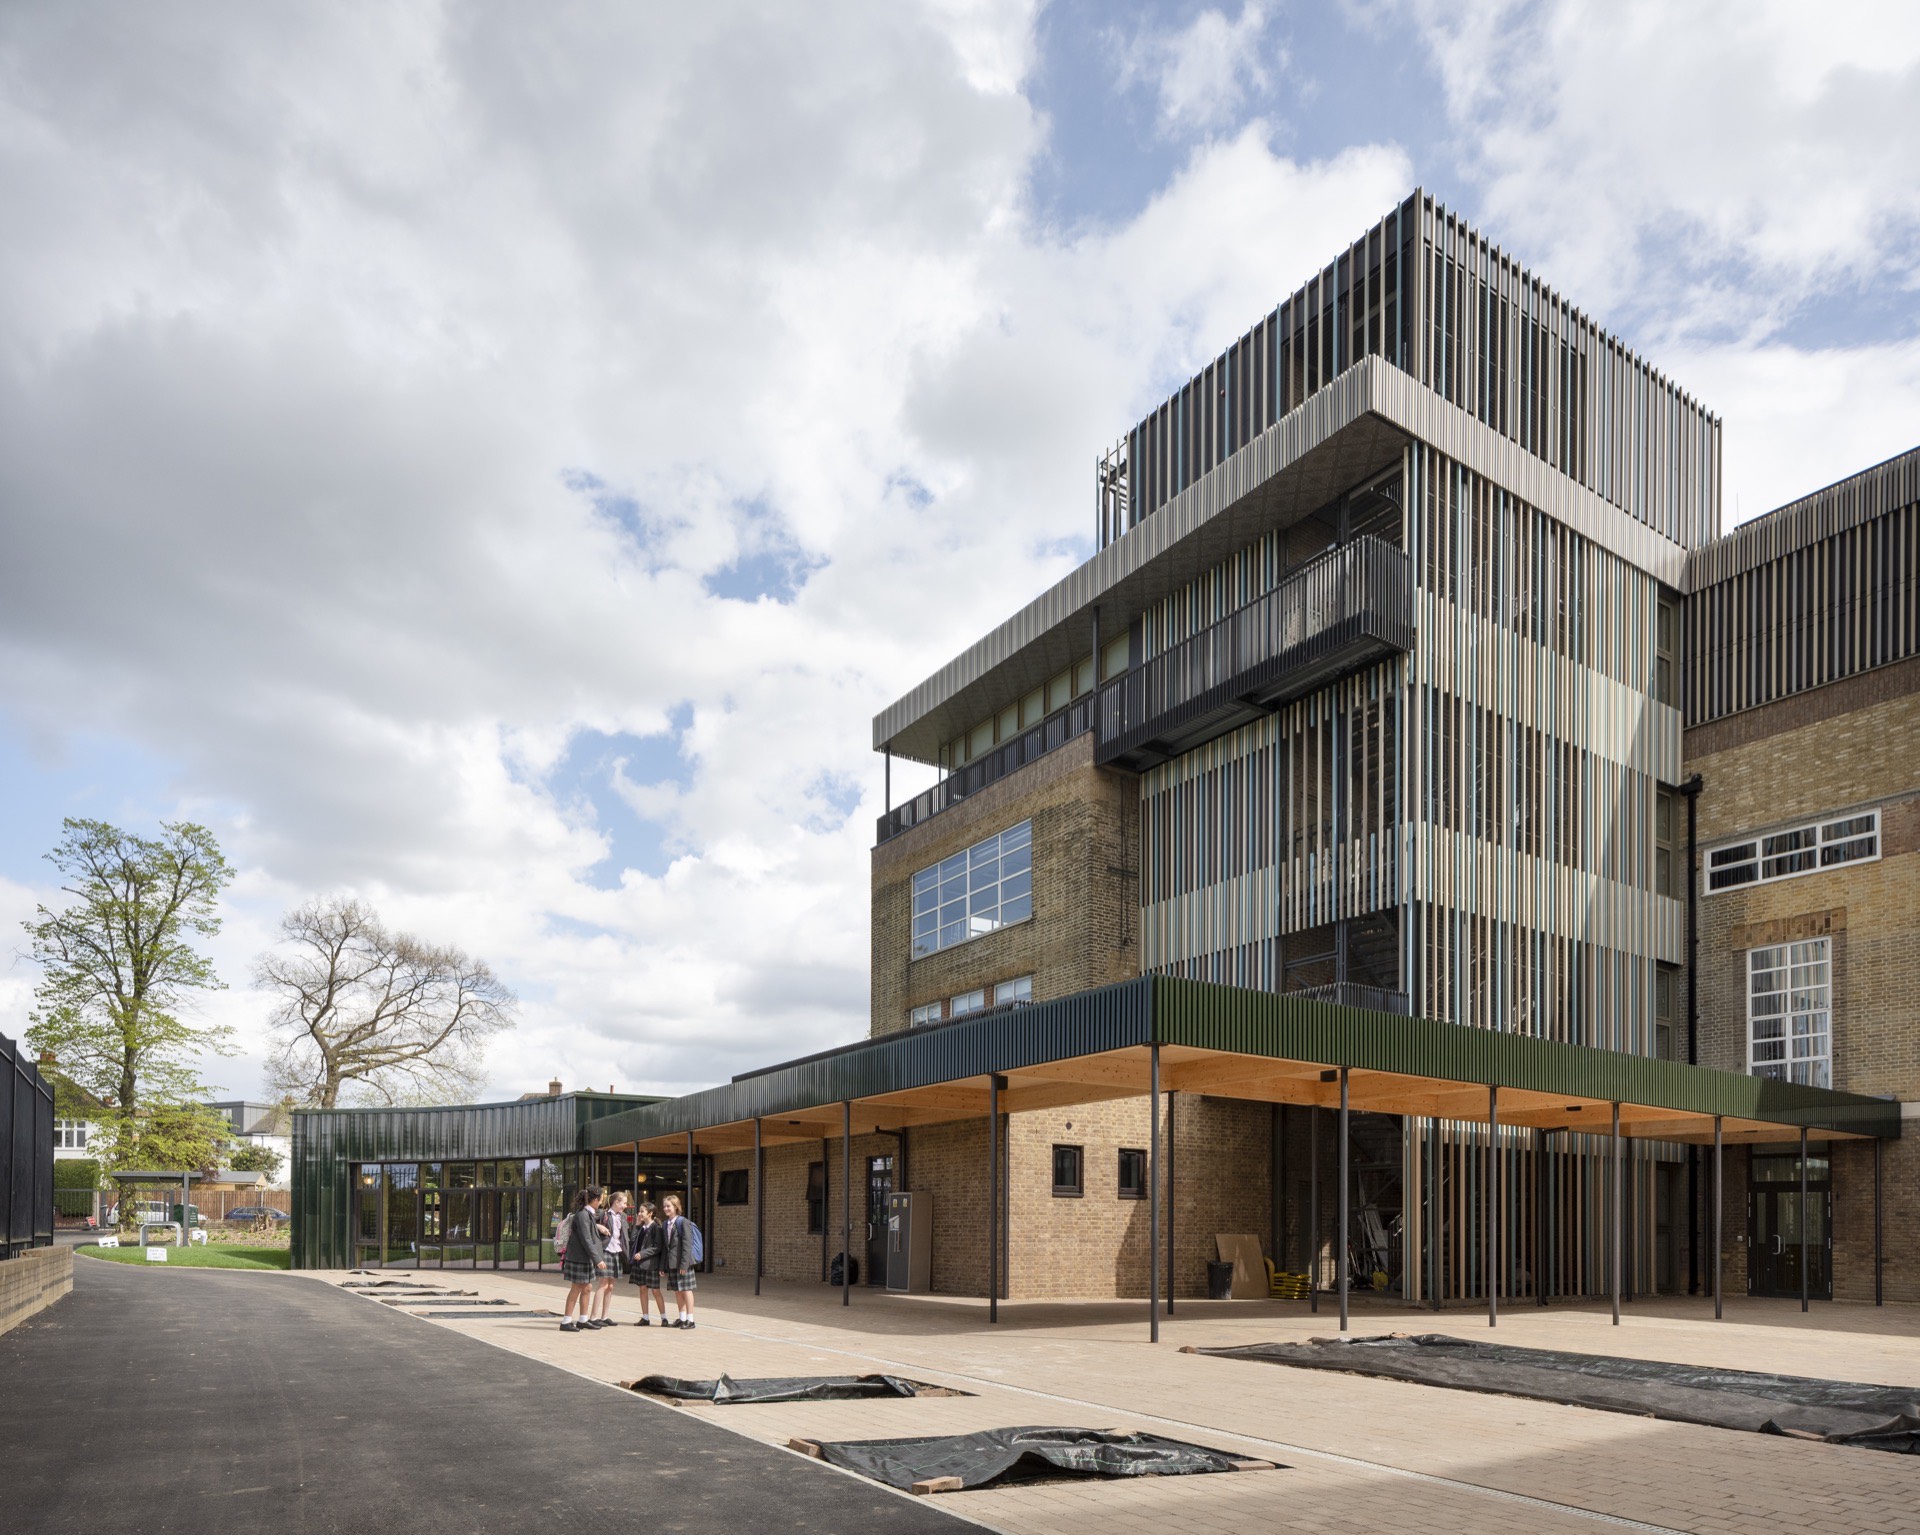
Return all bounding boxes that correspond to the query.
[909,820,1033,958]
[908,1002,942,1028]
[1748,939,1831,1089]
[53,1119,88,1151]
[993,975,1033,1008]
[949,988,987,1018]
[1705,810,1879,894]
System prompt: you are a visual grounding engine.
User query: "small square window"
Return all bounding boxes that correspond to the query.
[717,1170,749,1206]
[950,988,986,1018]
[1052,1144,1084,1197]
[994,975,1033,1008]
[1117,1148,1146,1199]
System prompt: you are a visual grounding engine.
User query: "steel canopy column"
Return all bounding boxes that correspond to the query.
[753,1117,763,1298]
[841,1101,852,1308]
[1166,1090,1176,1316]
[987,1074,1003,1323]
[1610,1103,1622,1327]
[1712,1116,1723,1321]
[1148,1046,1161,1343]
[1799,1126,1809,1313]
[1875,1137,1885,1307]
[1308,1107,1319,1314]
[685,1131,695,1261]
[1488,1086,1499,1329]
[1337,1067,1350,1335]
[1429,1116,1441,1312]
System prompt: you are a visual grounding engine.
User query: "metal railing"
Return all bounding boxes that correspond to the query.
[877,699,1093,844]
[1288,982,1411,1015]
[2,1030,56,1258]
[1096,535,1412,768]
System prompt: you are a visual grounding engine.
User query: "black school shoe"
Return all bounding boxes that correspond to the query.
[635,1317,650,1326]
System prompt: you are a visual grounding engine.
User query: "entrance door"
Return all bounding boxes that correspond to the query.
[1748,1155,1832,1299]
[865,1155,893,1285]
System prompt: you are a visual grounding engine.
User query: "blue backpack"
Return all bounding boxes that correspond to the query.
[688,1220,704,1265]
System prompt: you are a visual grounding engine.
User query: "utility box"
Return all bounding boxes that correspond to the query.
[885,1191,932,1293]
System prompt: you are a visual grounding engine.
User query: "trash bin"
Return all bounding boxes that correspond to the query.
[1206,1261,1233,1300]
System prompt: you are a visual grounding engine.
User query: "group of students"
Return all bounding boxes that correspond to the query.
[556,1185,699,1333]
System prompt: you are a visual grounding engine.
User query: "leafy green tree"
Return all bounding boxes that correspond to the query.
[24,819,235,1164]
[226,1142,285,1181]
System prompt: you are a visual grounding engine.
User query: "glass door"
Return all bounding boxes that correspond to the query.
[355,1165,383,1267]
[1748,1156,1831,1299]
[384,1164,420,1267]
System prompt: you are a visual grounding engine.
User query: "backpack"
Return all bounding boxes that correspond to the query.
[554,1212,571,1258]
[688,1220,704,1265]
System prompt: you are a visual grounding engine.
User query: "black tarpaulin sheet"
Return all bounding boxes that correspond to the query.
[631,1374,937,1404]
[1191,1335,1920,1453]
[811,1426,1265,1491]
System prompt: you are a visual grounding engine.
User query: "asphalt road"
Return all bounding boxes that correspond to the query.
[1,1256,968,1534]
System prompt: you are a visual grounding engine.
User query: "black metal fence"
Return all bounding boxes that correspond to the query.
[877,697,1093,844]
[1,1031,55,1258]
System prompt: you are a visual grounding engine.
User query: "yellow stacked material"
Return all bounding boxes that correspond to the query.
[1264,1259,1311,1299]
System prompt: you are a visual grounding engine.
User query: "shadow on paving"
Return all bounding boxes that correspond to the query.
[0,1259,969,1535]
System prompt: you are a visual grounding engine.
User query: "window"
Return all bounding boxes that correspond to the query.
[1052,1144,1084,1197]
[1748,939,1831,1088]
[949,988,986,1018]
[805,1162,826,1234]
[994,975,1033,1008]
[53,1119,88,1151]
[1117,1148,1146,1199]
[908,1002,942,1028]
[1655,788,1676,897]
[909,820,1033,958]
[1655,964,1677,1061]
[1654,593,1676,705]
[717,1169,749,1206]
[1706,811,1879,893]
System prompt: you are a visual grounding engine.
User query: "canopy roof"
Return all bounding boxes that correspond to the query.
[588,977,1898,1155]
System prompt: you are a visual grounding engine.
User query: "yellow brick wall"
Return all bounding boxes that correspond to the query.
[871,732,1139,1035]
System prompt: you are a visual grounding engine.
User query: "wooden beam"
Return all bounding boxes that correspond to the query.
[1163,1053,1331,1094]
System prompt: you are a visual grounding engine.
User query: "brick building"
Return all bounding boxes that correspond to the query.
[294,194,1911,1322]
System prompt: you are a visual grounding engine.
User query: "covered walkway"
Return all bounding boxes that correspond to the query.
[586,977,1898,1338]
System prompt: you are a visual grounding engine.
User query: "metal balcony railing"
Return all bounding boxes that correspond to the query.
[1288,982,1411,1016]
[877,699,1092,845]
[1095,535,1413,770]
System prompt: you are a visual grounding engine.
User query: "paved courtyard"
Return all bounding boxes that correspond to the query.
[9,1256,1919,1534]
[307,1265,1920,1535]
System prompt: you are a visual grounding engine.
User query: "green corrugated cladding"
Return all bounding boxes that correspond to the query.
[584,976,1900,1152]
[290,1093,659,1269]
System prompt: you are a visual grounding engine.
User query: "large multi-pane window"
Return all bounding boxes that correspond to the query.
[1707,811,1879,893]
[1748,939,1832,1088]
[53,1119,89,1151]
[910,821,1033,958]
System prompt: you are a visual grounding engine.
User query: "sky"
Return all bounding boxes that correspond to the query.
[1,0,1916,1105]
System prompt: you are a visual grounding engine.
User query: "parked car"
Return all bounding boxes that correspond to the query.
[226,1206,290,1223]
[112,1200,204,1226]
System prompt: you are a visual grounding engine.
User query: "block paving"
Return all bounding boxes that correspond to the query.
[312,1267,1920,1534]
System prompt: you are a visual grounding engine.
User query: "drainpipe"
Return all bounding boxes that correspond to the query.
[1679,773,1703,1294]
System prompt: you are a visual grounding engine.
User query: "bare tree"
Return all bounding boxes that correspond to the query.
[256,897,517,1108]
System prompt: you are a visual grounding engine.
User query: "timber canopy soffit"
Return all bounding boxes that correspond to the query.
[588,977,1898,1155]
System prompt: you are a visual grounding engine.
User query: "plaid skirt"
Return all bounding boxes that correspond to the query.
[560,1249,603,1284]
[663,1267,697,1292]
[629,1265,661,1288]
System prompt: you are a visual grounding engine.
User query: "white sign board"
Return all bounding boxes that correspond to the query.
[145,1246,168,1262]
[97,1234,120,1249]
[190,1229,209,1245]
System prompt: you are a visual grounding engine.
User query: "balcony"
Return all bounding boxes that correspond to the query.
[877,698,1092,845]
[1095,535,1413,771]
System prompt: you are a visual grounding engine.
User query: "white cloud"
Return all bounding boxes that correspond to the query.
[0,2,1411,1101]
[1118,3,1279,135]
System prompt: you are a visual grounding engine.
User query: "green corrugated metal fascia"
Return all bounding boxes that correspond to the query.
[289,1092,663,1269]
[1150,977,1901,1139]
[586,979,1155,1148]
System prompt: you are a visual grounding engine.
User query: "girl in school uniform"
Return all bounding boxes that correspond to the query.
[658,1193,698,1329]
[590,1191,629,1327]
[628,1201,667,1325]
[559,1186,609,1332]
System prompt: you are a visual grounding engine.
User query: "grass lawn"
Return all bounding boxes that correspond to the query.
[77,1242,292,1271]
